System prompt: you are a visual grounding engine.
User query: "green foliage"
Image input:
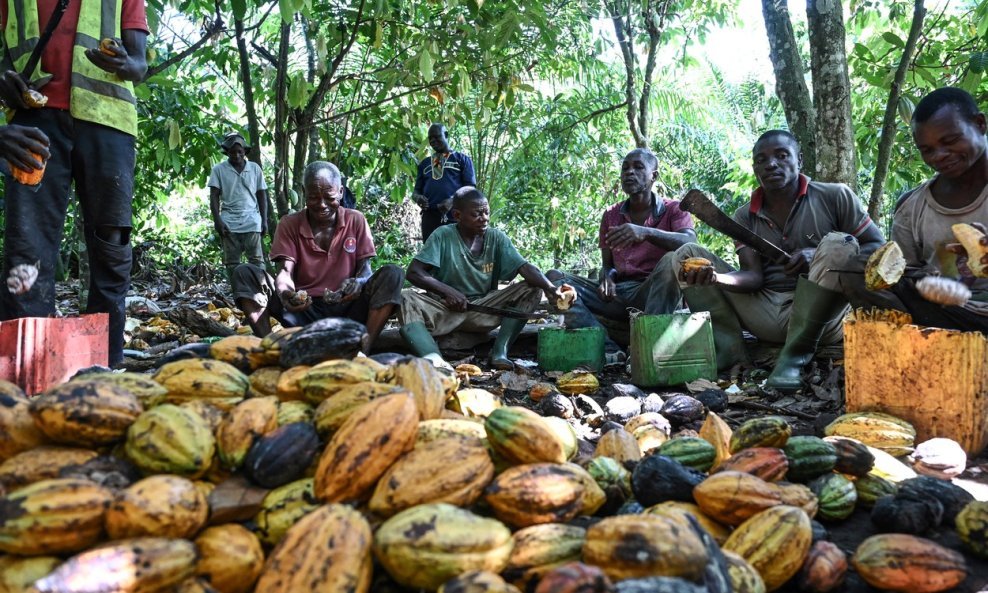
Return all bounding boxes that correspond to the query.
[848,0,988,230]
[24,0,984,287]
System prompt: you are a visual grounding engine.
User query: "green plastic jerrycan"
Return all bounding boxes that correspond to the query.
[630,312,716,387]
[537,327,605,372]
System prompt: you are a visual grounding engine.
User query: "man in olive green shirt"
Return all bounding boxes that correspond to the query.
[401,186,564,370]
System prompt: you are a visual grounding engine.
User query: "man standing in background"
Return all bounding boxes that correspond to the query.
[412,123,476,241]
[209,131,268,280]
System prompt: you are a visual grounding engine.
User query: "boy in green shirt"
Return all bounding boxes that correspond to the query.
[401,186,565,369]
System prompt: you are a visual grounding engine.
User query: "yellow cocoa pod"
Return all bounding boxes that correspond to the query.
[387,357,450,420]
[484,463,605,528]
[29,380,143,447]
[644,501,731,545]
[249,366,281,396]
[0,381,49,463]
[593,428,641,464]
[373,503,514,591]
[154,359,250,410]
[313,392,419,503]
[216,396,280,469]
[105,475,208,539]
[66,371,168,408]
[210,335,264,373]
[299,359,380,404]
[253,478,319,546]
[254,505,372,593]
[195,524,265,593]
[583,514,708,581]
[0,446,98,492]
[32,537,197,593]
[416,419,488,446]
[0,478,112,555]
[824,411,916,457]
[723,505,813,592]
[556,370,599,395]
[275,365,310,402]
[485,406,567,465]
[275,400,313,426]
[312,382,404,438]
[369,435,494,516]
[502,523,585,589]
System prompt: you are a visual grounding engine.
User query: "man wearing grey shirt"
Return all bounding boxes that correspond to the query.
[208,132,269,280]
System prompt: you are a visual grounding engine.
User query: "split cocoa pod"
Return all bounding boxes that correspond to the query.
[99,37,123,55]
[21,89,47,109]
[864,241,906,291]
[555,284,577,310]
[681,256,713,274]
[10,151,46,186]
[952,223,988,277]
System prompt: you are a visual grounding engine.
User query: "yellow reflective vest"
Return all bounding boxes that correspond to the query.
[3,0,138,136]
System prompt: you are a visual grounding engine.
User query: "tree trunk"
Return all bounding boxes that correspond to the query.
[868,0,926,220]
[807,0,857,189]
[273,21,292,217]
[760,0,817,175]
[609,2,648,148]
[234,17,274,235]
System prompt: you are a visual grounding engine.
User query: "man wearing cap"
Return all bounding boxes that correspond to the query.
[208,132,268,280]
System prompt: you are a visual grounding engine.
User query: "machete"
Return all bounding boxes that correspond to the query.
[19,0,71,88]
[680,189,793,265]
[466,303,550,320]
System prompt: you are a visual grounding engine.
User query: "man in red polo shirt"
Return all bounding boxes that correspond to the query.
[232,161,403,352]
[548,148,697,362]
[673,130,885,391]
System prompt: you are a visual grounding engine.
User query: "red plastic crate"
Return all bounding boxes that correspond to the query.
[0,314,109,395]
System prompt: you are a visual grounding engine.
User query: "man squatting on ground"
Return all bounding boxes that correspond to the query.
[547,148,696,363]
[668,130,885,392]
[839,87,988,332]
[231,161,403,353]
[400,186,566,371]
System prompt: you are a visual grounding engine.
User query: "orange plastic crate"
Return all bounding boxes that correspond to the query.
[0,314,109,395]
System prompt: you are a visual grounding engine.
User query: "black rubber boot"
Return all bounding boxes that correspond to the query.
[765,277,848,392]
[683,286,748,372]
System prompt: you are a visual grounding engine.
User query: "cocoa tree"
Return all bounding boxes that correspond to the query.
[761,0,858,189]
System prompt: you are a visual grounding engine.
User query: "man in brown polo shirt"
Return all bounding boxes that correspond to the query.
[666,130,885,391]
[232,161,403,351]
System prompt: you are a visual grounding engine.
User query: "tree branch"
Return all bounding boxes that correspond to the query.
[868,0,926,221]
[143,15,225,81]
[609,1,647,148]
[303,0,367,121]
